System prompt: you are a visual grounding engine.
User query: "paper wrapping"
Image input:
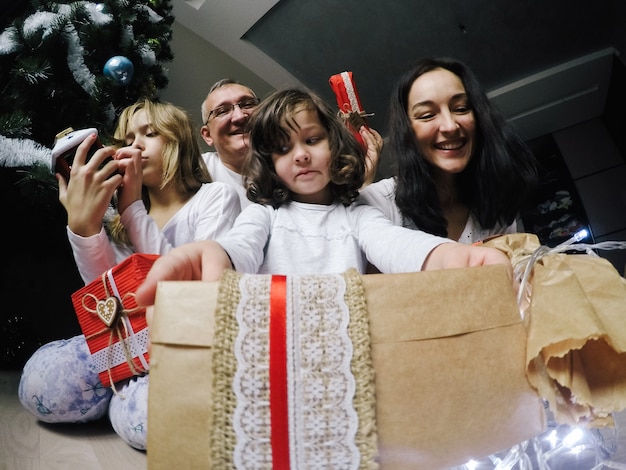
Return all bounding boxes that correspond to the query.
[148,264,545,469]
[329,71,370,147]
[484,233,626,426]
[71,253,158,387]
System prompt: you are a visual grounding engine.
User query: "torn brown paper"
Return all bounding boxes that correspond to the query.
[485,233,626,426]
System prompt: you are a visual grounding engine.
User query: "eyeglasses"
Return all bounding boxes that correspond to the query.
[206,97,260,123]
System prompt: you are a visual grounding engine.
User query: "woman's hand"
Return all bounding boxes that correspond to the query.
[360,126,383,186]
[57,133,121,237]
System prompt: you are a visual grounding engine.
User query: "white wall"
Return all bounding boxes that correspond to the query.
[158,21,275,152]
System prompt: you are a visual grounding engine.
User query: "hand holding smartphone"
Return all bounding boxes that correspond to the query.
[51,127,105,181]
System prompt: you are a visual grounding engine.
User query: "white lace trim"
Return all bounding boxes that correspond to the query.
[341,71,362,112]
[232,273,359,469]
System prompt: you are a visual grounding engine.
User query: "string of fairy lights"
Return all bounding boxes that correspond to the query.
[456,230,626,470]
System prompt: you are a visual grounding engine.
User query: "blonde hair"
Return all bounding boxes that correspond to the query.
[108,99,211,245]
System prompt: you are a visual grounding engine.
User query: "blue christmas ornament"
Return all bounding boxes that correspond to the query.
[103,56,134,86]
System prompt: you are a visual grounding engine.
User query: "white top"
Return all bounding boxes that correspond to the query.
[203,151,251,208]
[67,182,241,283]
[358,177,519,244]
[217,200,450,275]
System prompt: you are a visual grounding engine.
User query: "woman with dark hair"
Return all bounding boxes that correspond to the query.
[360,57,539,243]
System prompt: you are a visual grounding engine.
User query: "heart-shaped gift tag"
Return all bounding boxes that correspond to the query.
[96,296,121,327]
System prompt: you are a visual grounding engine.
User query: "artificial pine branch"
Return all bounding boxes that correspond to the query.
[0,112,32,139]
[11,57,52,85]
[1,0,174,199]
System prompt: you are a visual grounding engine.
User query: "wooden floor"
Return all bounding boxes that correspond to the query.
[0,370,146,470]
[4,367,626,470]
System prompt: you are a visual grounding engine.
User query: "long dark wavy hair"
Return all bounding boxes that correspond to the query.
[243,87,365,207]
[389,57,539,237]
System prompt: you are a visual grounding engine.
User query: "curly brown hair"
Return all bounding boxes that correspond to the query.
[242,87,365,207]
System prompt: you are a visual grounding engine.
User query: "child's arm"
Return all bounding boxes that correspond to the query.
[356,204,512,276]
[422,242,513,277]
[136,239,233,306]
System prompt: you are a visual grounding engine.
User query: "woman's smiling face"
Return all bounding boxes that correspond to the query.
[407,67,477,175]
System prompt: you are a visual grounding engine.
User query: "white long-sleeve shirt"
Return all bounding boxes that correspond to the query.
[217,200,451,276]
[358,177,520,244]
[203,151,251,209]
[68,182,241,283]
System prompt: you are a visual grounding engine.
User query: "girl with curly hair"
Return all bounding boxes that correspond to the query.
[136,88,513,305]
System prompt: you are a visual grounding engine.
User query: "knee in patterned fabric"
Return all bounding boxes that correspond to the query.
[18,335,112,423]
[108,374,149,450]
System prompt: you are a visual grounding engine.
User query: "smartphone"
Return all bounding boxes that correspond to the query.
[51,127,103,181]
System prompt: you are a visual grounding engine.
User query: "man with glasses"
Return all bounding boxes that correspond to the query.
[201,78,383,208]
[200,78,260,208]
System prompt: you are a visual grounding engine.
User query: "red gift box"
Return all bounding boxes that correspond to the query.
[329,71,370,147]
[71,253,159,387]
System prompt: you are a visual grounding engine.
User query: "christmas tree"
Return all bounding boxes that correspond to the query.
[1,0,174,144]
[0,0,175,368]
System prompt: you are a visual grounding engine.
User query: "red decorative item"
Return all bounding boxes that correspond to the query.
[269,275,289,468]
[329,71,370,147]
[71,254,159,387]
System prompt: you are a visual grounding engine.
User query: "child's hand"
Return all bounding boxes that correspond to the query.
[135,240,233,307]
[423,242,513,278]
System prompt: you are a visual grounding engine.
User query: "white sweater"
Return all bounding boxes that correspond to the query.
[68,182,241,283]
[217,200,451,275]
[202,151,251,208]
[358,177,520,244]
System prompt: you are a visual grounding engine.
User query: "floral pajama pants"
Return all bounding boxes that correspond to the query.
[18,334,149,450]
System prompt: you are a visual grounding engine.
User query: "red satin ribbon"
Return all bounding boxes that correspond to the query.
[269,275,290,469]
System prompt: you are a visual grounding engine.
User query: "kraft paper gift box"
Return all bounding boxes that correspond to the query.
[148,264,545,469]
[484,233,626,427]
[71,253,158,387]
